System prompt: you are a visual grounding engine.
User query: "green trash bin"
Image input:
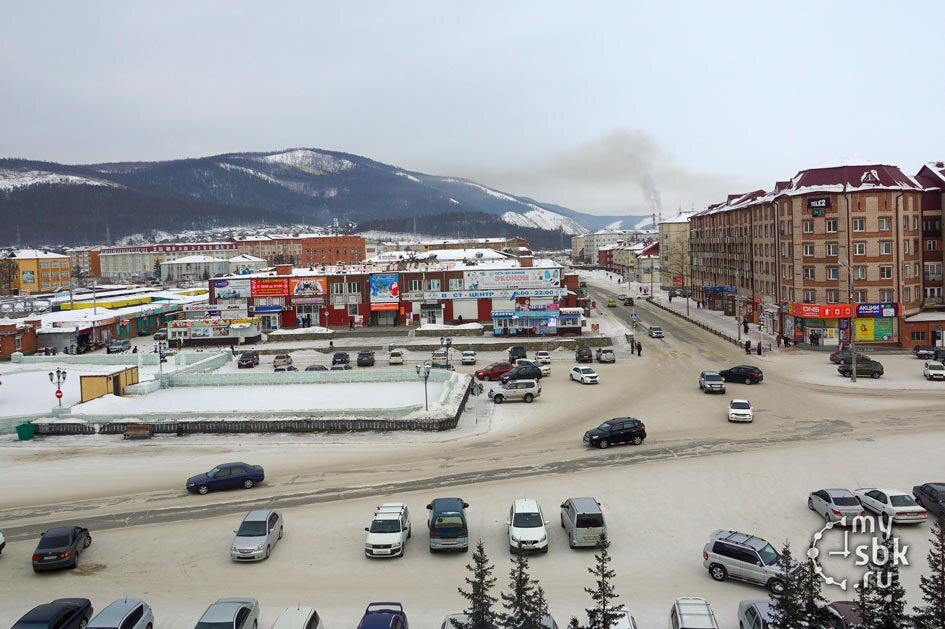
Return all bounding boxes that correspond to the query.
[16,423,36,441]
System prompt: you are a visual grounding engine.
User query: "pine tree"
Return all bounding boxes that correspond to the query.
[530,586,549,629]
[866,536,910,629]
[799,556,833,627]
[454,539,499,629]
[584,533,621,629]
[567,618,582,629]
[914,517,945,629]
[501,541,538,629]
[768,542,805,629]
[856,569,879,629]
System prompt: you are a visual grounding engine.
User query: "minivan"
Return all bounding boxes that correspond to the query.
[426,497,469,553]
[668,597,719,629]
[560,497,606,548]
[107,339,131,354]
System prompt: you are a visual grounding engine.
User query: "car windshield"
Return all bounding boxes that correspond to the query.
[370,519,402,533]
[512,512,543,528]
[595,422,613,432]
[237,521,267,536]
[37,534,69,549]
[730,402,751,410]
[705,374,723,381]
[434,515,464,529]
[580,368,594,374]
[931,364,944,370]
[890,494,918,507]
[758,543,779,566]
[240,353,254,358]
[833,496,859,506]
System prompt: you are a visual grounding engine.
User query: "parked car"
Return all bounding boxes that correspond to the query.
[330,364,352,371]
[829,350,871,365]
[272,606,325,629]
[460,350,477,365]
[668,598,719,629]
[736,600,773,629]
[273,354,293,368]
[570,366,600,384]
[365,503,411,558]
[508,346,528,361]
[583,418,646,449]
[107,339,131,354]
[237,351,259,368]
[595,348,616,363]
[88,598,153,629]
[560,497,606,548]
[0,528,5,554]
[195,598,259,629]
[924,361,945,380]
[648,325,664,338]
[305,364,328,372]
[575,347,594,363]
[153,330,167,341]
[534,350,552,364]
[32,525,91,572]
[12,599,93,629]
[431,349,450,369]
[507,498,549,554]
[231,509,283,562]
[718,365,763,384]
[703,529,799,595]
[837,360,884,378]
[853,488,928,524]
[913,345,937,359]
[332,351,350,365]
[388,349,405,365]
[489,379,541,404]
[912,482,945,518]
[807,488,865,523]
[274,364,298,372]
[357,602,408,629]
[514,358,550,376]
[357,350,376,367]
[699,371,726,393]
[824,601,864,629]
[727,399,753,423]
[622,297,634,306]
[607,299,617,307]
[475,362,513,381]
[426,497,469,553]
[186,462,264,495]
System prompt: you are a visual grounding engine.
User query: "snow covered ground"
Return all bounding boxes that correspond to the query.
[267,326,333,335]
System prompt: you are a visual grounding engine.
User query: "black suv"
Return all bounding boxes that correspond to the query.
[838,360,884,379]
[718,365,764,384]
[508,346,528,361]
[575,347,593,363]
[501,364,543,383]
[357,350,375,367]
[332,351,350,365]
[583,418,646,449]
[913,345,936,359]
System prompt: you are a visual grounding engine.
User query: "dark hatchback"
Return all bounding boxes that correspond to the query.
[357,350,376,367]
[913,482,945,518]
[32,526,91,572]
[718,365,764,384]
[837,360,884,378]
[828,351,871,365]
[575,347,593,363]
[357,602,409,629]
[583,418,646,449]
[237,351,259,368]
[13,599,93,629]
[332,351,350,365]
[500,364,543,383]
[186,462,264,495]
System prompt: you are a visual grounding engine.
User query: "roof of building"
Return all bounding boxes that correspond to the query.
[161,255,226,265]
[365,248,510,263]
[1,249,69,259]
[660,211,695,224]
[227,254,266,262]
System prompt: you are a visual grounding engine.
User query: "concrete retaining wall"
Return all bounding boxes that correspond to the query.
[414,327,484,337]
[12,352,162,366]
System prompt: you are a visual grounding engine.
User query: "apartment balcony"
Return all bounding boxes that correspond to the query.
[924,297,944,306]
[924,274,943,283]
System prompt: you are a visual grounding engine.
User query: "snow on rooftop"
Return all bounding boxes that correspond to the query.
[161,255,226,264]
[2,249,69,259]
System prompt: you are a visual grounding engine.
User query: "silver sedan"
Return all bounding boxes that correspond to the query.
[231,509,284,561]
[808,488,865,524]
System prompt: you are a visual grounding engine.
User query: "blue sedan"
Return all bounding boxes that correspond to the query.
[186,462,265,495]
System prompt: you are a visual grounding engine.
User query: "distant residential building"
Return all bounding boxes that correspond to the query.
[659,212,693,290]
[571,230,641,263]
[0,249,72,295]
[231,234,365,267]
[160,255,231,282]
[635,241,661,287]
[413,237,530,253]
[100,242,238,280]
[226,254,268,275]
[66,246,102,280]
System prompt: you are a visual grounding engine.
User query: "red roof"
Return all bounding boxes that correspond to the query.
[787,164,921,193]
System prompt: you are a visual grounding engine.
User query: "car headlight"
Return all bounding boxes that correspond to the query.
[589,435,599,440]
[392,542,402,548]
[540,534,547,542]
[231,545,238,551]
[511,534,519,542]
[255,544,265,551]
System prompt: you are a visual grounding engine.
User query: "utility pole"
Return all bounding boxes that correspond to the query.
[839,259,857,383]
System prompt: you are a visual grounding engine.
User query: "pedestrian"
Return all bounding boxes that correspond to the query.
[745,340,751,355]
[636,340,642,356]
[776,335,782,348]
[132,346,138,354]
[756,341,762,356]
[349,318,354,330]
[743,320,749,334]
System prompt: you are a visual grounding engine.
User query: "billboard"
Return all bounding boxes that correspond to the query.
[251,277,289,297]
[855,303,899,318]
[290,277,326,297]
[370,273,399,303]
[463,268,560,291]
[212,278,251,299]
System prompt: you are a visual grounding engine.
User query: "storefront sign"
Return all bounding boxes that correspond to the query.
[212,278,251,299]
[290,277,326,297]
[370,303,399,312]
[807,197,831,209]
[703,285,737,293]
[403,287,566,301]
[855,318,894,342]
[250,278,289,297]
[291,297,324,305]
[789,303,853,318]
[464,268,560,290]
[369,273,399,303]
[855,303,900,318]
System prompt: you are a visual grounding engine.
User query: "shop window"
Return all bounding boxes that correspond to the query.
[911,331,927,341]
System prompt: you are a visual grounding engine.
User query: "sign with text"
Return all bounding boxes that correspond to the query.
[807,197,831,209]
[464,268,560,291]
[289,277,326,297]
[251,278,289,297]
[212,278,251,299]
[790,303,853,318]
[855,303,900,318]
[402,287,566,301]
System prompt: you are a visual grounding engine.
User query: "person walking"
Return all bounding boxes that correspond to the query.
[636,340,642,356]
[349,318,354,330]
[744,339,752,355]
[756,341,762,356]
[776,335,782,348]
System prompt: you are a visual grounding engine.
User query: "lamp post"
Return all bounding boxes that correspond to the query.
[48,368,67,407]
[440,336,453,370]
[838,259,857,383]
[154,340,168,372]
[416,362,431,411]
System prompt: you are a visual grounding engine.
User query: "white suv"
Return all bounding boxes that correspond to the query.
[507,498,549,554]
[364,503,411,558]
[924,361,945,380]
[489,379,541,404]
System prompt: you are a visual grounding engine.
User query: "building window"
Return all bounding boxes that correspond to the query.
[330,282,344,295]
[928,240,938,252]
[904,262,911,278]
[427,279,441,291]
[880,241,892,255]
[903,239,910,254]
[853,266,867,280]
[854,290,867,302]
[448,278,463,290]
[347,304,359,316]
[904,287,911,302]
[826,219,838,233]
[826,290,839,304]
[879,265,892,279]
[347,281,359,293]
[911,330,927,341]
[878,216,891,231]
[853,242,866,256]
[853,218,865,232]
[803,290,815,303]
[914,215,919,230]
[881,289,894,301]
[802,220,814,234]
[14,336,21,350]
[803,244,814,257]
[408,279,421,292]
[826,242,838,256]
[803,266,815,280]
[925,287,943,299]
[827,267,839,280]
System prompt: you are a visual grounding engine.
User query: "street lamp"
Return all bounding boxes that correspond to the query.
[48,368,67,407]
[416,362,432,411]
[154,340,169,372]
[440,336,453,370]
[838,260,858,383]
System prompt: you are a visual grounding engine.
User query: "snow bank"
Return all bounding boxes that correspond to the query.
[268,326,333,335]
[418,322,484,331]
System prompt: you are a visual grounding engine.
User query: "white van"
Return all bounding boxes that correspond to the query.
[271,606,326,629]
[669,598,719,629]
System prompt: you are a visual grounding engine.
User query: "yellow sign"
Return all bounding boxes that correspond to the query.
[855,319,874,342]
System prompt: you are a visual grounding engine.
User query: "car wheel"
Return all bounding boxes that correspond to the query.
[79,621,88,629]
[744,377,752,385]
[71,553,79,569]
[493,395,504,404]
[631,435,643,445]
[569,374,574,381]
[561,515,566,529]
[243,479,255,489]
[265,545,270,559]
[881,512,891,525]
[84,534,92,548]
[407,527,412,539]
[842,371,851,378]
[523,393,534,403]
[278,527,283,540]
[709,564,727,581]
[198,485,209,495]
[768,578,785,596]
[482,375,491,381]
[871,372,881,379]
[807,497,814,510]
[598,439,609,449]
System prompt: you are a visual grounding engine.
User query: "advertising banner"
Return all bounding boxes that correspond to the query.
[402,287,566,301]
[464,268,560,291]
[290,277,326,297]
[789,303,853,318]
[370,273,400,303]
[251,277,289,297]
[855,303,900,318]
[855,319,874,342]
[856,318,894,342]
[212,278,251,299]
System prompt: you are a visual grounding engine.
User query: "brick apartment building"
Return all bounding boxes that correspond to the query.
[690,163,941,348]
[232,234,365,267]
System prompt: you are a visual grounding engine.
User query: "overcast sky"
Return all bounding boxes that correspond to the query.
[2,1,943,216]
